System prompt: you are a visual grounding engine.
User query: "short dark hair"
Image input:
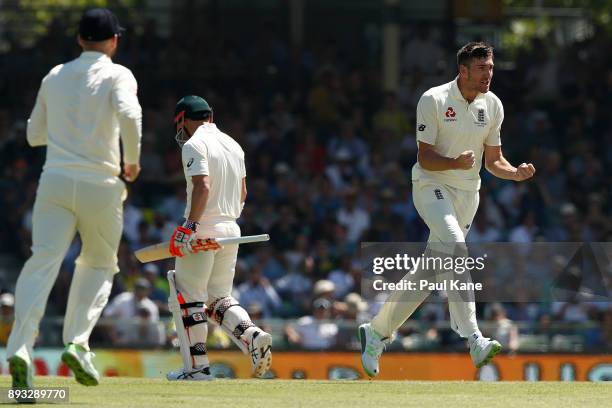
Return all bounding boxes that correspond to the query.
[457,42,493,68]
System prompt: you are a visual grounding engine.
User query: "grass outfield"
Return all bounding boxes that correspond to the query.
[0,377,610,407]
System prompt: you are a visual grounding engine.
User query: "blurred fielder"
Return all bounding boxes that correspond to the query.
[166,95,272,380]
[360,42,535,377]
[7,8,142,388]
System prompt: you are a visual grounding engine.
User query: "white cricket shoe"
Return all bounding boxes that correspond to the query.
[358,323,388,378]
[166,366,214,381]
[469,335,502,368]
[8,348,35,403]
[247,329,272,378]
[61,343,100,386]
[8,348,33,389]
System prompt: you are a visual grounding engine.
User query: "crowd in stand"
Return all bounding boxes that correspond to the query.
[0,15,611,351]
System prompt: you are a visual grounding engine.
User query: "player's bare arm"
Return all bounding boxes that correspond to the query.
[484,144,535,181]
[241,177,247,203]
[169,175,212,257]
[187,174,210,221]
[417,141,475,171]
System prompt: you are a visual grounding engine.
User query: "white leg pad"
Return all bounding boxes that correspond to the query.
[207,296,256,354]
[167,270,209,370]
[167,271,192,370]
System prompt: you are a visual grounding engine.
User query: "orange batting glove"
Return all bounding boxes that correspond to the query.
[169,220,199,257]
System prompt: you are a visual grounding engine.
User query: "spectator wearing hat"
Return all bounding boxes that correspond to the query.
[544,202,583,242]
[285,298,339,350]
[325,148,361,191]
[103,278,160,345]
[313,279,336,301]
[343,293,370,323]
[312,278,348,319]
[104,277,159,321]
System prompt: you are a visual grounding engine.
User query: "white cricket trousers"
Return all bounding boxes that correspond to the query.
[371,180,481,338]
[7,171,126,359]
[174,218,241,304]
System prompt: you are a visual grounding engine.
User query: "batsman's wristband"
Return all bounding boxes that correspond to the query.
[183,220,199,232]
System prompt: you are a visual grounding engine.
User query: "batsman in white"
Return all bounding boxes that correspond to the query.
[359,42,535,377]
[6,8,142,389]
[166,95,272,381]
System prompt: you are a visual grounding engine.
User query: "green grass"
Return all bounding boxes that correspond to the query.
[0,376,610,407]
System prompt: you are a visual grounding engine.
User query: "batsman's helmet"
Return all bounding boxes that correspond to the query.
[174,95,212,145]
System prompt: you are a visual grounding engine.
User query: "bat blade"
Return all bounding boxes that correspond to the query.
[134,234,270,263]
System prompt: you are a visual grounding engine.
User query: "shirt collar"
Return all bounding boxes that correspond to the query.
[196,122,217,134]
[451,76,484,102]
[79,51,111,63]
[201,123,217,131]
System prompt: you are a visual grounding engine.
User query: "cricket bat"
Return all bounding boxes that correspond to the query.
[135,234,270,263]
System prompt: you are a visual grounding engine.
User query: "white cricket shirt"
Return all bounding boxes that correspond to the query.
[182,123,246,221]
[27,51,142,181]
[411,77,503,190]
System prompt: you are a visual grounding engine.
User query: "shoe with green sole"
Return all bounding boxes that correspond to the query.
[61,343,100,386]
[8,353,35,403]
[358,323,389,378]
[469,335,502,368]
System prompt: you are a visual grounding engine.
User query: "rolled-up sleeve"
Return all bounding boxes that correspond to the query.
[112,68,142,164]
[26,78,48,147]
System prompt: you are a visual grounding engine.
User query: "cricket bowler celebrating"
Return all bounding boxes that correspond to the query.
[166,95,272,380]
[7,8,142,389]
[359,42,535,377]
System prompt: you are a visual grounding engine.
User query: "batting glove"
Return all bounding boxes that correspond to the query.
[169,220,199,257]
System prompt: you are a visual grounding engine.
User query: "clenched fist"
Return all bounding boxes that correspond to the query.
[454,150,476,170]
[514,163,536,181]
